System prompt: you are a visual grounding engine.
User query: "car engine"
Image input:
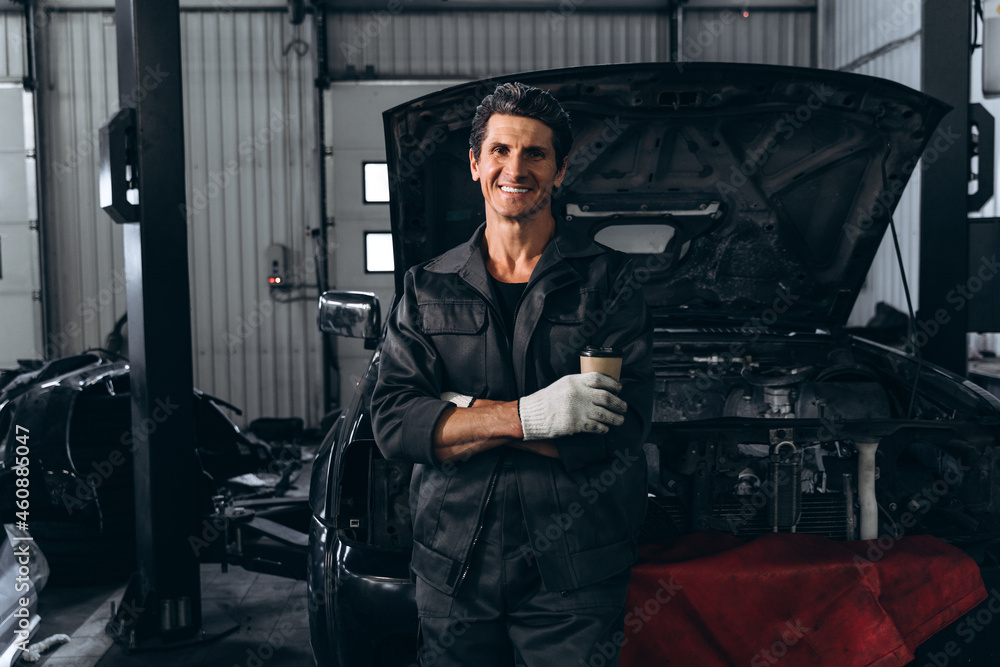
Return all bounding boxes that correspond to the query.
[642,335,996,544]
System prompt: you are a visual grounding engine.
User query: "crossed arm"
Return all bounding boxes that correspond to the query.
[431,399,559,462]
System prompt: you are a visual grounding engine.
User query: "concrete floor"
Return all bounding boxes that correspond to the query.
[20,443,317,667]
[27,564,313,667]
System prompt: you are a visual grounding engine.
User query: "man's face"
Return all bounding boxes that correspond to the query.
[470,114,568,226]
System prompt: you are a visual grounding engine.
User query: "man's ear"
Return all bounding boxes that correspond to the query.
[470,148,481,182]
[554,155,568,189]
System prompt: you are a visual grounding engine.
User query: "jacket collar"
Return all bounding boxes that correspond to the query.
[424,220,604,287]
[425,220,603,394]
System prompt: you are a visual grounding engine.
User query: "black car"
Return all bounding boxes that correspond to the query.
[307,62,1000,666]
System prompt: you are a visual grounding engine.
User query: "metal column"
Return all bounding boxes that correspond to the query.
[919,0,972,376]
[107,0,203,645]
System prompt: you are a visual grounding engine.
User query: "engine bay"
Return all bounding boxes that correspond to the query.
[643,334,1000,543]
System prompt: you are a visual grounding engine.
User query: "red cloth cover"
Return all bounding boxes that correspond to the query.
[618,533,986,667]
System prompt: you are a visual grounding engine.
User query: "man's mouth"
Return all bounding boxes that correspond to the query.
[500,186,529,194]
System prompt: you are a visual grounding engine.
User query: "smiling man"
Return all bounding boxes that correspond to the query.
[372,82,654,667]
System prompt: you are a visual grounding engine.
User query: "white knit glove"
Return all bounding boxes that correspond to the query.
[441,392,474,408]
[518,372,627,440]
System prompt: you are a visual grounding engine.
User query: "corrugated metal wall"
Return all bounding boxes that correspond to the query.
[181,12,321,427]
[821,0,924,328]
[39,11,121,357]
[39,10,322,427]
[328,10,674,78]
[681,8,814,66]
[328,8,816,79]
[0,10,25,80]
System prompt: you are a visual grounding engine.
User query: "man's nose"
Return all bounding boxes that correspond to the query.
[504,152,528,179]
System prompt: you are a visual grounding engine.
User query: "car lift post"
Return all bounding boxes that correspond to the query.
[104,0,204,646]
[919,0,973,376]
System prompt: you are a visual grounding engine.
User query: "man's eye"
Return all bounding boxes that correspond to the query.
[492,146,507,155]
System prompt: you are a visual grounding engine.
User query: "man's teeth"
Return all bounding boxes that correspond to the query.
[501,186,529,193]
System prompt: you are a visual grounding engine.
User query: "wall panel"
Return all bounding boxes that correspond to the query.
[843,38,923,329]
[816,0,924,329]
[0,11,25,80]
[681,8,814,66]
[328,10,673,79]
[40,10,322,427]
[39,11,121,358]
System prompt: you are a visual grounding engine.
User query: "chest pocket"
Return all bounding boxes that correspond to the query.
[418,300,488,395]
[538,288,602,377]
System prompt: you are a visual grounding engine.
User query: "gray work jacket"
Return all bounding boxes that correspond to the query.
[371,222,654,595]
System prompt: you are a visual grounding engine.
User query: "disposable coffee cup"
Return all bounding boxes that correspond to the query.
[580,346,622,381]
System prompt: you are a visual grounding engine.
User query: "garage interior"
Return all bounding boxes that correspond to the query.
[2,0,1000,665]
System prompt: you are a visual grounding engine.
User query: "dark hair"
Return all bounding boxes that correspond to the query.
[469,82,573,167]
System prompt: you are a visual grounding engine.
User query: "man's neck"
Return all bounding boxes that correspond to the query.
[482,214,555,283]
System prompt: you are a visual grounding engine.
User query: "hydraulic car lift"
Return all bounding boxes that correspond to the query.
[920,0,996,375]
[98,2,312,648]
[99,0,207,647]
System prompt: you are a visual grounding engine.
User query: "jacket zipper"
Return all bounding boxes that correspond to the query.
[454,280,526,590]
[457,456,502,589]
[455,268,550,590]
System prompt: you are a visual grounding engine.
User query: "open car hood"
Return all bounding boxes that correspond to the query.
[383,63,948,328]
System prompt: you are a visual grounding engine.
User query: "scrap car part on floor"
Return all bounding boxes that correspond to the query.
[0,351,311,585]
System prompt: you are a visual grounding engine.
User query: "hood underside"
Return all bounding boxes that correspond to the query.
[383,63,949,328]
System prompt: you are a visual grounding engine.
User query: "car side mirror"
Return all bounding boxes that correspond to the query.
[318,291,381,345]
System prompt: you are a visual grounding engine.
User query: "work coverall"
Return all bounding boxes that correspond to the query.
[372,222,654,665]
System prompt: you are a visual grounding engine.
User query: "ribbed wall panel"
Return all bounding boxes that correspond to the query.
[828,0,920,71]
[40,11,321,427]
[0,11,25,80]
[40,11,122,357]
[681,8,815,66]
[329,11,672,78]
[844,38,923,328]
[181,12,321,427]
[819,0,923,329]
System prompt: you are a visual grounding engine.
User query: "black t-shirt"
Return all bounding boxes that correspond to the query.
[489,275,527,343]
